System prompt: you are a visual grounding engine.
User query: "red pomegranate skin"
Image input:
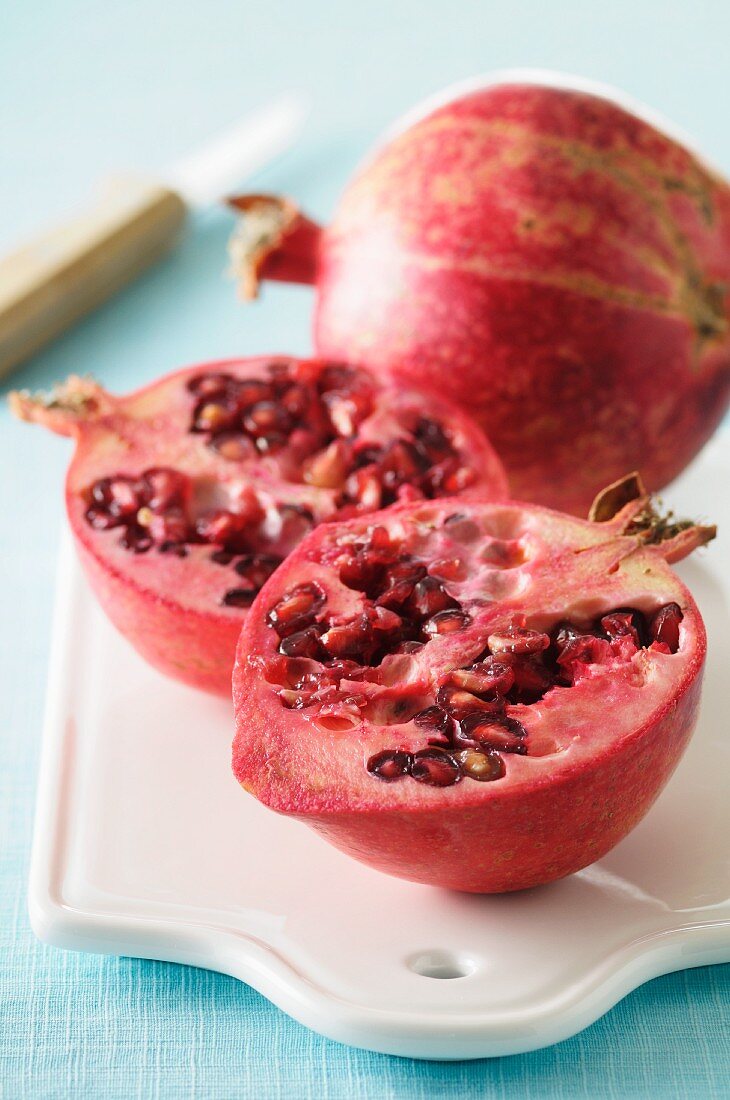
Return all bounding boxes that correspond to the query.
[232,486,710,893]
[230,82,730,514]
[11,358,507,696]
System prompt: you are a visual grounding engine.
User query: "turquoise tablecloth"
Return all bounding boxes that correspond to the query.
[2,2,729,1096]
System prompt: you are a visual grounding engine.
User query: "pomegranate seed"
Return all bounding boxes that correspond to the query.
[601,610,640,646]
[267,583,325,638]
[304,440,351,488]
[318,363,360,393]
[232,486,266,529]
[277,688,310,710]
[279,626,324,659]
[289,666,328,694]
[339,555,385,594]
[424,458,475,496]
[230,377,275,407]
[413,706,454,735]
[449,659,515,698]
[222,588,256,608]
[459,713,527,754]
[323,391,373,436]
[422,609,470,636]
[243,400,292,437]
[552,621,584,654]
[374,561,426,608]
[104,477,140,518]
[142,507,190,545]
[361,525,398,561]
[436,684,503,721]
[381,439,427,486]
[255,432,287,454]
[371,606,403,633]
[506,655,555,701]
[320,617,374,659]
[90,478,113,507]
[428,557,467,582]
[411,749,462,787]
[488,627,550,656]
[557,635,613,665]
[118,525,152,553]
[442,464,477,493]
[376,580,416,609]
[344,467,382,510]
[650,602,683,653]
[456,748,505,782]
[142,467,188,511]
[186,372,234,397]
[286,427,323,463]
[85,505,123,530]
[367,750,413,781]
[263,654,306,688]
[279,382,312,419]
[265,359,295,382]
[322,658,366,681]
[556,635,614,684]
[159,541,188,557]
[209,432,256,462]
[395,484,424,504]
[414,417,453,457]
[193,401,236,433]
[601,610,643,660]
[235,554,281,590]
[195,509,250,550]
[407,576,457,617]
[353,445,383,469]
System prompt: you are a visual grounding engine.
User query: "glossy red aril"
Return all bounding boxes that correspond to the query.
[228,80,730,514]
[232,474,714,892]
[10,357,506,695]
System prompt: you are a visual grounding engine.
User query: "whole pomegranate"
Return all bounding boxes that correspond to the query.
[229,78,730,514]
[11,357,507,695]
[232,473,715,892]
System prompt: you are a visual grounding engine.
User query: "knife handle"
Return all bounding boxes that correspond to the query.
[0,177,187,379]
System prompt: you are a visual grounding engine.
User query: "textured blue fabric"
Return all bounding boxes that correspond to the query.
[2,2,730,1096]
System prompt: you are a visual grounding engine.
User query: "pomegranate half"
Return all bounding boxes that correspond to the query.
[11,357,507,695]
[229,76,730,514]
[232,474,714,892]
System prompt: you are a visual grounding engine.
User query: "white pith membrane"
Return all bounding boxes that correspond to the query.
[61,359,499,614]
[247,500,700,808]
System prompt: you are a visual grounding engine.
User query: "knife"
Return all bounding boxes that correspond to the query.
[0,93,308,379]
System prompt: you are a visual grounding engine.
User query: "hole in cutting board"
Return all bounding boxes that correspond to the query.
[407,950,475,979]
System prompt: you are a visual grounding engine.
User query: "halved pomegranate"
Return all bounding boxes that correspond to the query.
[10,357,507,695]
[232,474,715,892]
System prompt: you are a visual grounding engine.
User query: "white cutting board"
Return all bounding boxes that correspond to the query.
[29,436,730,1060]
